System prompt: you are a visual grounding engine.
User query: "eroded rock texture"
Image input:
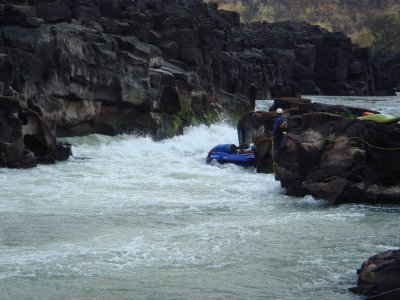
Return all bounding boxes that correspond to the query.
[238,98,400,205]
[0,95,71,168]
[350,250,400,299]
[0,0,398,142]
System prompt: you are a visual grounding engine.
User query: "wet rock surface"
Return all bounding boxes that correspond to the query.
[0,95,71,168]
[350,250,400,299]
[238,98,400,205]
[0,0,398,141]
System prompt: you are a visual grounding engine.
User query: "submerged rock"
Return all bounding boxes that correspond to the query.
[349,249,400,299]
[238,98,400,205]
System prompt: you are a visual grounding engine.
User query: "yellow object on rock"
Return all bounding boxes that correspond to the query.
[358,113,400,124]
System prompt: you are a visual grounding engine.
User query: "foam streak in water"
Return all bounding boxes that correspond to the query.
[0,119,399,299]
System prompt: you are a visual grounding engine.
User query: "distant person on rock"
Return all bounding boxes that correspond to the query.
[248,81,258,112]
[272,108,288,153]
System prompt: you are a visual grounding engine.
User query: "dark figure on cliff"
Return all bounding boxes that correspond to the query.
[272,108,288,153]
[248,81,258,111]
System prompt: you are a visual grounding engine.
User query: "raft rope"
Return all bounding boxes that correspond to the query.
[0,155,7,168]
[320,136,400,151]
[268,133,400,178]
[271,137,276,174]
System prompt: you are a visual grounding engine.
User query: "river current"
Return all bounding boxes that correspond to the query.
[0,95,399,299]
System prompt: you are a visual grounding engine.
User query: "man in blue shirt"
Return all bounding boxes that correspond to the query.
[272,108,287,153]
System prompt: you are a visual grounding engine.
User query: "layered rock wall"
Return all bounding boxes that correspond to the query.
[0,0,397,141]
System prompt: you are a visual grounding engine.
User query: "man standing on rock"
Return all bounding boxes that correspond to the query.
[248,81,258,112]
[272,108,288,154]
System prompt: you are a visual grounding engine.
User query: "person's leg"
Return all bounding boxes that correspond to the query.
[250,99,256,111]
[273,135,282,157]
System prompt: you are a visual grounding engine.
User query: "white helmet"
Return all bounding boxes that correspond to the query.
[276,108,283,114]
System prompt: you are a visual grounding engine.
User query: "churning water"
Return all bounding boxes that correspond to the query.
[256,93,400,116]
[0,95,399,299]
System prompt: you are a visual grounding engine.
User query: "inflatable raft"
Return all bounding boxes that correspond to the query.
[359,113,400,124]
[206,144,255,167]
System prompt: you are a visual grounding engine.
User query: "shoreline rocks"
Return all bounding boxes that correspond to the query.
[0,94,71,168]
[238,98,400,205]
[350,249,400,299]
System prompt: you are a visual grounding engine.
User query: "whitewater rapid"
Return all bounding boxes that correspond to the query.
[0,95,399,299]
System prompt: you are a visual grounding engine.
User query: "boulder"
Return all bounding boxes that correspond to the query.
[238,98,400,205]
[349,250,400,299]
[0,95,71,168]
[275,118,400,204]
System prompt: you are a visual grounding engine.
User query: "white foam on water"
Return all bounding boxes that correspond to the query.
[305,94,400,115]
[0,114,399,299]
[256,94,400,115]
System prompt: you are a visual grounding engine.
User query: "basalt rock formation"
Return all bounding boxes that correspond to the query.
[226,22,397,97]
[0,0,397,144]
[0,93,71,168]
[372,52,400,96]
[349,249,400,299]
[238,98,400,205]
[0,0,228,139]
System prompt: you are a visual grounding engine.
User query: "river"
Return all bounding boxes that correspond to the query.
[0,95,399,299]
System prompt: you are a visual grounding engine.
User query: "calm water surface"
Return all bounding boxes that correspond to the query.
[0,95,399,299]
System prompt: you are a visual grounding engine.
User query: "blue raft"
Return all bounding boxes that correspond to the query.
[206,144,255,167]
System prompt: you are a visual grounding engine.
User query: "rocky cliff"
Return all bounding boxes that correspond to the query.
[0,0,398,166]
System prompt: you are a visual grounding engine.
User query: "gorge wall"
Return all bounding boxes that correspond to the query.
[0,0,398,141]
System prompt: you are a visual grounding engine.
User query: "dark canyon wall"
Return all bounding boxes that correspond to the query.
[0,0,398,141]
